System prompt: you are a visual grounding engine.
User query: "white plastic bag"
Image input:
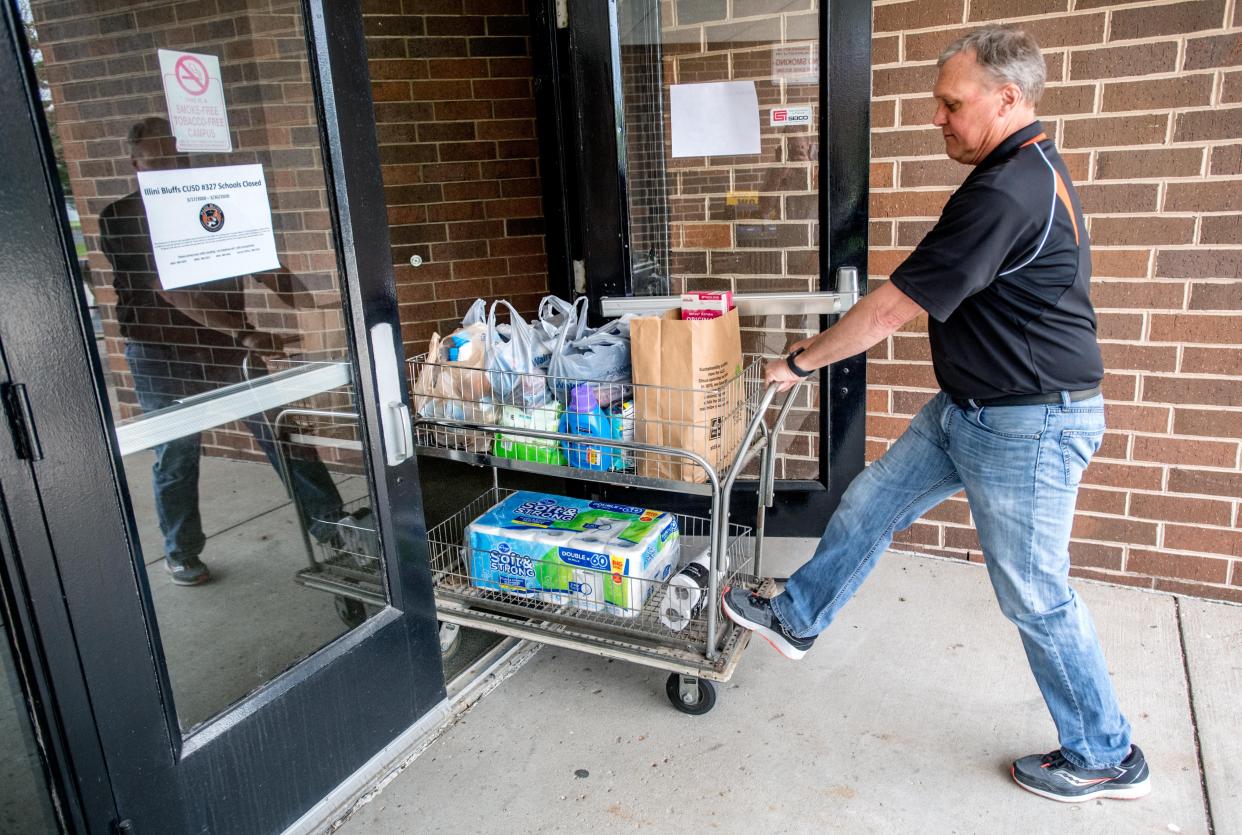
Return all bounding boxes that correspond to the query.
[531,295,587,369]
[462,297,486,327]
[486,300,549,408]
[549,309,634,407]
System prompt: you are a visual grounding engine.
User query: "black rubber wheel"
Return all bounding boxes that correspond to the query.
[666,673,716,715]
[334,596,367,629]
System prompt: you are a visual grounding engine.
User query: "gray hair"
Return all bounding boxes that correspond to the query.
[939,25,1046,104]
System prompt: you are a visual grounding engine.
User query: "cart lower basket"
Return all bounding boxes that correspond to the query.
[410,353,806,714]
[429,486,773,693]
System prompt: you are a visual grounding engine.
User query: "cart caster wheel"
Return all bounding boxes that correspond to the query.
[334,596,367,629]
[666,674,716,715]
[439,621,462,659]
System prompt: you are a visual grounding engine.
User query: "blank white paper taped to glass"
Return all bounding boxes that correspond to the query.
[136,163,281,290]
[670,80,761,158]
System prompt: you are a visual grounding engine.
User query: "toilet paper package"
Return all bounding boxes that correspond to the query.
[465,491,680,617]
[658,548,711,632]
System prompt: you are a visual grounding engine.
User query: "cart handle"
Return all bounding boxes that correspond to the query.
[761,379,804,508]
[724,377,806,496]
[765,379,805,442]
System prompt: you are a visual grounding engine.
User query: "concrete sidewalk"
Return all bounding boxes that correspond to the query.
[337,544,1240,835]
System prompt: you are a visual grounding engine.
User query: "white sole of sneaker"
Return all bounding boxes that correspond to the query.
[164,562,210,586]
[720,588,808,661]
[1011,767,1152,803]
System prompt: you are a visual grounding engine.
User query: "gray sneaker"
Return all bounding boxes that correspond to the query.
[1012,745,1151,803]
[164,555,211,586]
[720,586,815,660]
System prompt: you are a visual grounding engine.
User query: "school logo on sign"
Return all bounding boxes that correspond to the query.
[199,203,225,232]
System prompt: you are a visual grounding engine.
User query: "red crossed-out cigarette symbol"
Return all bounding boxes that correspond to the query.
[174,54,210,96]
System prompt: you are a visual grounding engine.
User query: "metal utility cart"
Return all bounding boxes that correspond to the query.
[408,290,850,713]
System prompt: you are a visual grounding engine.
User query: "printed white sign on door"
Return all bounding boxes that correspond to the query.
[772,42,819,85]
[158,49,233,153]
[136,164,280,289]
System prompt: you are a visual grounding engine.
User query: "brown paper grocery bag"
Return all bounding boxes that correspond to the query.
[630,308,745,483]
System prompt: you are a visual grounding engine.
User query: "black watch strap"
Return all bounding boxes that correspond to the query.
[786,349,814,378]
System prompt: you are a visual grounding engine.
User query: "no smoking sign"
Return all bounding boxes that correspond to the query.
[158,49,232,152]
[174,54,211,96]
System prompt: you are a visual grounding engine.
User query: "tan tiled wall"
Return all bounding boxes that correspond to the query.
[868,0,1242,603]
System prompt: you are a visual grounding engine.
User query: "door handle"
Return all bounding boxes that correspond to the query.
[369,322,412,466]
[388,400,412,462]
[835,266,860,305]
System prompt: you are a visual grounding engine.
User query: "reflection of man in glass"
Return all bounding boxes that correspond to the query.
[760,133,816,212]
[98,118,349,586]
[735,133,817,248]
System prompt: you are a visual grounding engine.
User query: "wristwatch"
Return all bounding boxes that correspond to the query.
[785,348,814,378]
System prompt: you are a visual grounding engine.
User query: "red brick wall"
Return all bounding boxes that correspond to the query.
[869,1,1242,603]
[362,0,549,358]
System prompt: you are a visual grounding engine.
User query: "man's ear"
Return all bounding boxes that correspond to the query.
[997,82,1022,116]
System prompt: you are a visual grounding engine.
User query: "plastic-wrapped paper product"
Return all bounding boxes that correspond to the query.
[608,399,635,472]
[465,491,680,617]
[658,549,712,632]
[494,402,563,466]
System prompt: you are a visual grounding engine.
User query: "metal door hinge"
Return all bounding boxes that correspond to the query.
[1,383,43,462]
[555,0,568,28]
[112,819,134,834]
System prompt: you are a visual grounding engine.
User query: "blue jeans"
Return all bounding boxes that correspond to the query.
[772,391,1131,769]
[125,342,345,561]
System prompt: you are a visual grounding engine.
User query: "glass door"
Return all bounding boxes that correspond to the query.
[1,1,444,831]
[553,0,871,532]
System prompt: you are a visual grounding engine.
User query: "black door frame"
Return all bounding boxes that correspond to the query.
[0,419,110,833]
[532,0,871,535]
[0,1,446,832]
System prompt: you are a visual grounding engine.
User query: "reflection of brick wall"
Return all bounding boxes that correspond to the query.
[361,0,549,358]
[869,2,1242,603]
[33,0,347,464]
[635,1,821,479]
[619,1,671,293]
[621,43,670,291]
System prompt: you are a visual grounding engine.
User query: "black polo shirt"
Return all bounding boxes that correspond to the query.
[890,121,1103,400]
